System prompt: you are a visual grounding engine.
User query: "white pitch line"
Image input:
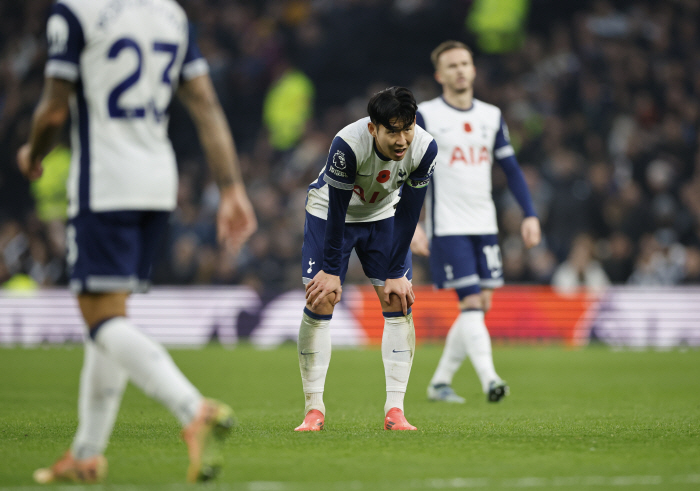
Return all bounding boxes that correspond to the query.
[2,475,700,490]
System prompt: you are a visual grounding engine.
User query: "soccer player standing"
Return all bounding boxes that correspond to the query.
[297,87,437,431]
[414,41,541,403]
[17,0,256,482]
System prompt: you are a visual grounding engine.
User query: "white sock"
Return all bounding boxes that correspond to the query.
[382,313,415,415]
[429,316,467,387]
[385,391,405,413]
[92,317,202,426]
[71,339,128,459]
[298,312,331,415]
[460,310,500,392]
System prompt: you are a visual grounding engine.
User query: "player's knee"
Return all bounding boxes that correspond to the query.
[78,292,129,329]
[306,293,336,316]
[380,292,404,312]
[458,293,483,311]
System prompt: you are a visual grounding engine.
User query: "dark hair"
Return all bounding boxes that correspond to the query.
[367,87,417,131]
[430,40,472,69]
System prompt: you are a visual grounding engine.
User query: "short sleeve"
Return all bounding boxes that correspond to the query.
[322,137,357,190]
[415,110,426,130]
[180,23,209,82]
[406,139,437,188]
[45,2,85,82]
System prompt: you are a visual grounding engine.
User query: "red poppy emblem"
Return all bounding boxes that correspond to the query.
[464,122,472,132]
[376,170,391,183]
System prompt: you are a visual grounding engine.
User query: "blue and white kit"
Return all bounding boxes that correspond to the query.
[417,97,536,296]
[45,0,208,292]
[303,117,437,286]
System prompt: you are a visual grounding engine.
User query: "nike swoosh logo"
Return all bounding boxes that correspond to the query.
[300,351,319,355]
[392,349,411,353]
[356,173,372,177]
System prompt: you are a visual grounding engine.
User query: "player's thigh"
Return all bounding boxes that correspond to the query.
[354,218,413,287]
[68,210,146,294]
[301,211,354,286]
[456,288,493,311]
[68,210,164,326]
[136,211,170,292]
[429,235,480,297]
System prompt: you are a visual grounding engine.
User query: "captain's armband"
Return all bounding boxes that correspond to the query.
[406,177,431,188]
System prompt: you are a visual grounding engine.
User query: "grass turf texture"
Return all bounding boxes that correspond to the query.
[0,345,698,490]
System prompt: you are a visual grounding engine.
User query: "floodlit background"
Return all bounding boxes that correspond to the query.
[1,0,700,347]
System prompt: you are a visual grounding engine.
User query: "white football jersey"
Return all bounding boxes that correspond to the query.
[45,0,209,216]
[306,117,437,223]
[418,97,515,236]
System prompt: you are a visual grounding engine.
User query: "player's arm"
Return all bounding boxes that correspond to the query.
[383,139,438,312]
[388,138,437,278]
[177,74,257,253]
[408,110,430,257]
[494,116,541,249]
[306,137,357,308]
[18,2,80,181]
[17,78,73,181]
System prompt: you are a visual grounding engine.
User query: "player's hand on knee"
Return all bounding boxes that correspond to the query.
[383,277,414,315]
[305,270,342,309]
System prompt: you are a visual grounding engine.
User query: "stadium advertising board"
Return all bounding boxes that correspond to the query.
[1,286,699,348]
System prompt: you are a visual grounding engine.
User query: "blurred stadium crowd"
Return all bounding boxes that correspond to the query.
[1,0,700,293]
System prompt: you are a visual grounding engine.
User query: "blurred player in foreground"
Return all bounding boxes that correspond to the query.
[17,0,256,483]
[298,87,437,431]
[413,41,540,403]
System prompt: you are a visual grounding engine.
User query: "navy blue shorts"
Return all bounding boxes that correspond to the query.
[429,234,504,297]
[67,210,169,293]
[302,212,412,286]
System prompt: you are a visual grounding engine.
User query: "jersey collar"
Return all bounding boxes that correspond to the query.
[440,95,474,112]
[373,141,392,162]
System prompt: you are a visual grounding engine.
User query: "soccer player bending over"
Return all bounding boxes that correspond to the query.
[297,87,437,431]
[17,0,256,483]
[413,41,541,404]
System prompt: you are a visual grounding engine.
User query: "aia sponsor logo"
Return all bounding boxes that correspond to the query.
[449,146,490,166]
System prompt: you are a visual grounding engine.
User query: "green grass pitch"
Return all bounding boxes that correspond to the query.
[1,344,699,490]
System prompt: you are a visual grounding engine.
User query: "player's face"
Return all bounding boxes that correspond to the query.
[435,48,475,94]
[368,118,415,161]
